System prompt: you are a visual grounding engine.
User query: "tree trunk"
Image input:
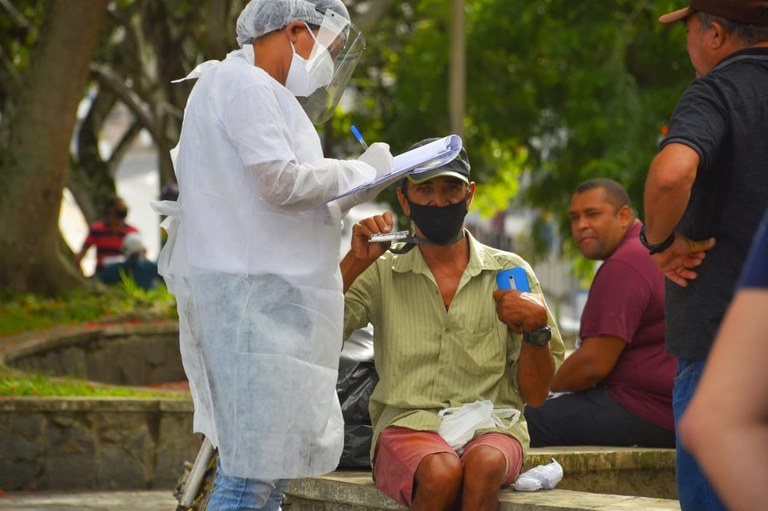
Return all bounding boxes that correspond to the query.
[205,0,232,61]
[68,87,121,224]
[0,0,108,295]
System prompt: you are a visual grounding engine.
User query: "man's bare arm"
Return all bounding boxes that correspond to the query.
[550,336,625,392]
[643,143,698,243]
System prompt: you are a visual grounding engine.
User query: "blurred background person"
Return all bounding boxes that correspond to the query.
[526,179,675,448]
[98,232,162,291]
[73,195,139,277]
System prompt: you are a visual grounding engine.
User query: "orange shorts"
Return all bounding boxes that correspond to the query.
[372,426,524,507]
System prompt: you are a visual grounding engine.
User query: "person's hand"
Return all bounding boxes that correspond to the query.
[350,212,395,262]
[651,233,716,287]
[357,142,393,179]
[492,289,548,334]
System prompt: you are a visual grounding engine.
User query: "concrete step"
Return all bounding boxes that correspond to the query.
[285,446,679,511]
[526,446,676,499]
[285,473,680,511]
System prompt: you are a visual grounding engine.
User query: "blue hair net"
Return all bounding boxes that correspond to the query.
[236,0,351,47]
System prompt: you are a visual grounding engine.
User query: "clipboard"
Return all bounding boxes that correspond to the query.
[329,134,463,202]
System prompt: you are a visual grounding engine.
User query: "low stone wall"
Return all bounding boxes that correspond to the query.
[0,321,198,491]
[1,321,185,387]
[0,397,199,491]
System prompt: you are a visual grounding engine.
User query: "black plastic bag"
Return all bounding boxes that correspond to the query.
[336,327,378,468]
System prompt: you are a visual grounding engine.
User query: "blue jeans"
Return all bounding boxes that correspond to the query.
[206,458,290,511]
[673,359,726,511]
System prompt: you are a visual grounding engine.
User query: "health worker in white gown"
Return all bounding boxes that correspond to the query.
[152,1,393,509]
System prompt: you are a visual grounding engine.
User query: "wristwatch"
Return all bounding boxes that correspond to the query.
[523,326,552,346]
[639,226,675,255]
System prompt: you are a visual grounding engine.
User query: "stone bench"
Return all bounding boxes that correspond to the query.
[0,397,199,491]
[285,446,679,511]
[526,446,677,499]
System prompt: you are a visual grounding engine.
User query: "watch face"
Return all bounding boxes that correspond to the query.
[526,327,551,346]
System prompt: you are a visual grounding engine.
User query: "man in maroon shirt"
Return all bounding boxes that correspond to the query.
[525,179,676,447]
[73,196,139,276]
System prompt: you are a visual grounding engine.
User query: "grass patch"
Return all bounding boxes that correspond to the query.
[0,283,177,337]
[0,282,182,398]
[0,366,187,398]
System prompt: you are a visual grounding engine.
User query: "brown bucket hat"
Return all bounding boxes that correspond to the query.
[659,0,768,25]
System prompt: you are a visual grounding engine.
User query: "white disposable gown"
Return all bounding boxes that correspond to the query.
[154,46,377,479]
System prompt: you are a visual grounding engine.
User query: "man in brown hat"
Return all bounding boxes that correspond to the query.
[642,1,768,510]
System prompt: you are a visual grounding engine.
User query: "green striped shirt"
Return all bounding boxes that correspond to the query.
[343,232,565,460]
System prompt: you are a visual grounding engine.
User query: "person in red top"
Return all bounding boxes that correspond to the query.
[525,179,676,447]
[73,196,139,276]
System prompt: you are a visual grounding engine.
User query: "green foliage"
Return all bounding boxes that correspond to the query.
[471,143,527,217]
[348,0,694,259]
[0,284,177,337]
[0,282,180,398]
[0,0,44,72]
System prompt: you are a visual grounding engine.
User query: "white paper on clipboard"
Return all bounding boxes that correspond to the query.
[329,134,463,202]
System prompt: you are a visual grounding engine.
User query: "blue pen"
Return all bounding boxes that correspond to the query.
[350,124,369,150]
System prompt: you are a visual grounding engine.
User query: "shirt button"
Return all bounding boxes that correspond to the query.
[438,368,445,374]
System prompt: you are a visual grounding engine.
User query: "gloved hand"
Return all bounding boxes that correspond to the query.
[357,142,393,179]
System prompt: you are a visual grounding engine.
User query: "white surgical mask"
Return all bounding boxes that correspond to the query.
[284,24,335,98]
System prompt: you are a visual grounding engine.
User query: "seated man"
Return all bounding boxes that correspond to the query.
[74,195,139,276]
[98,232,162,291]
[341,142,565,511]
[525,178,676,447]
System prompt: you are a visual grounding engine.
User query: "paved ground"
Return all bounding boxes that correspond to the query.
[0,490,178,511]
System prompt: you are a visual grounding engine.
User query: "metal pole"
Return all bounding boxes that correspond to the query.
[179,437,216,508]
[449,0,466,137]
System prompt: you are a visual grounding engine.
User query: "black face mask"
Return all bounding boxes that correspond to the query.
[406,195,468,244]
[115,208,128,220]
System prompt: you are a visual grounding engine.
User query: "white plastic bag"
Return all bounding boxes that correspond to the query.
[437,400,520,453]
[512,458,563,492]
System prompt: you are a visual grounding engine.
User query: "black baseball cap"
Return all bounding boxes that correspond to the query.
[406,138,470,185]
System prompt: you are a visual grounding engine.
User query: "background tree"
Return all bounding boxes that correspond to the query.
[0,0,108,294]
[0,0,696,295]
[350,0,692,256]
[69,0,240,222]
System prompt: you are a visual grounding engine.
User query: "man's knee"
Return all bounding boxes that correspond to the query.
[463,445,507,481]
[415,452,463,495]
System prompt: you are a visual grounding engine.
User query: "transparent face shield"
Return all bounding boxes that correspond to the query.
[299,10,365,124]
